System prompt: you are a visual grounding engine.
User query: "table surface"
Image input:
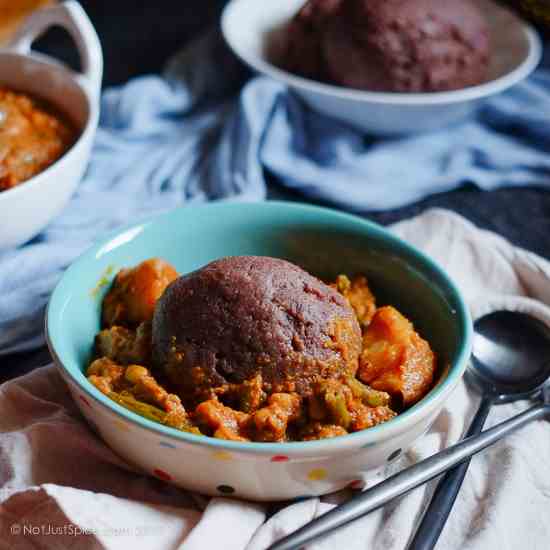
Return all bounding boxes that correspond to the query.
[3,1,550,383]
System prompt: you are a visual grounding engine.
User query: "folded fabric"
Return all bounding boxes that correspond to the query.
[2,32,550,355]
[1,210,550,550]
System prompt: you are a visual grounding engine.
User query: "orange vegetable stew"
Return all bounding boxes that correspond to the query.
[87,258,437,442]
[0,87,76,191]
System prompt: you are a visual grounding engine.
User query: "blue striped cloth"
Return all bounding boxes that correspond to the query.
[1,32,550,355]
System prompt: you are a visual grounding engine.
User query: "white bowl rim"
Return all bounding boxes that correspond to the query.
[221,0,543,106]
[0,52,97,204]
[46,200,473,456]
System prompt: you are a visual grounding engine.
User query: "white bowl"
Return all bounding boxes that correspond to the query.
[0,1,102,250]
[46,202,472,501]
[221,0,542,135]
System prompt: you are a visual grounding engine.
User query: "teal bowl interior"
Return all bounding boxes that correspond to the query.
[47,201,472,449]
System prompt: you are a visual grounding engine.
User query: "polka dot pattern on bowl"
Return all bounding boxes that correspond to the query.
[270,455,289,462]
[79,395,91,407]
[217,484,235,494]
[387,449,402,462]
[348,479,366,490]
[113,419,130,432]
[307,468,327,481]
[212,450,232,461]
[153,468,172,482]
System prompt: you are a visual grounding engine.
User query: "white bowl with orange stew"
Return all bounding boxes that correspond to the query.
[0,1,102,249]
[46,201,473,501]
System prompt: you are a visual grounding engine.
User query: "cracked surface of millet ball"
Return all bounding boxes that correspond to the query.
[284,0,491,92]
[152,256,362,404]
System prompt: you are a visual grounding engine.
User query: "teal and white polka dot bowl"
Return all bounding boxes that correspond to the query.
[46,201,472,501]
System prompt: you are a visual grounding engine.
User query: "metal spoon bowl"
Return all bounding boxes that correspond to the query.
[408,311,550,550]
[469,311,550,400]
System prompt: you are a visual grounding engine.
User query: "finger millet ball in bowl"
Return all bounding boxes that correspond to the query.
[152,255,362,405]
[284,0,491,92]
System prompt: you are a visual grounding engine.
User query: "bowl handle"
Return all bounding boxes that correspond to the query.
[7,1,103,103]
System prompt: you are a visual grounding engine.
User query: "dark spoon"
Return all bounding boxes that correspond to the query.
[268,311,550,550]
[408,310,550,550]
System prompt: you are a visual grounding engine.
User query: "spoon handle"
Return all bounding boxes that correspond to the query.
[407,396,493,550]
[268,403,548,550]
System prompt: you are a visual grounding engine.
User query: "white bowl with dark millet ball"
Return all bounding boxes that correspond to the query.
[221,0,542,135]
[0,1,102,249]
[46,201,472,501]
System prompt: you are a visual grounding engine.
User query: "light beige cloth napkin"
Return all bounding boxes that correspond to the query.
[2,209,550,550]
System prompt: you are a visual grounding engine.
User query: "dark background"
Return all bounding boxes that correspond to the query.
[3,0,550,381]
[35,1,228,86]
